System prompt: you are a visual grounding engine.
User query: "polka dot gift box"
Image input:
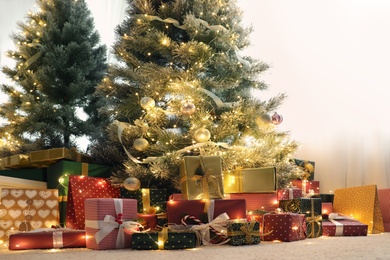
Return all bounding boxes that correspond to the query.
[65,175,120,230]
[261,212,306,242]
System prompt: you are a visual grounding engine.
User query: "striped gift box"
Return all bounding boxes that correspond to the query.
[84,198,138,250]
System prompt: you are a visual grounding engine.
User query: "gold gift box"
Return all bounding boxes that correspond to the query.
[223,167,277,193]
[333,184,384,234]
[180,156,224,200]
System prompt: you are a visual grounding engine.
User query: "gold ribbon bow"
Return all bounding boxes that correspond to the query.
[306,199,322,238]
[158,226,169,249]
[285,199,301,213]
[227,221,258,244]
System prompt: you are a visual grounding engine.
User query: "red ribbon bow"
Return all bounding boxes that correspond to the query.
[115,213,123,224]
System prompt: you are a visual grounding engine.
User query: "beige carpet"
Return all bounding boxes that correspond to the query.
[1,233,389,260]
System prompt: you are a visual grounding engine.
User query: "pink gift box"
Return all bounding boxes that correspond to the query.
[322,218,368,236]
[262,213,306,242]
[378,188,390,232]
[277,188,302,200]
[84,198,138,249]
[292,180,320,195]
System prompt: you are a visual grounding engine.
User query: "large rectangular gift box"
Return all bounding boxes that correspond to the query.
[224,193,279,212]
[131,230,198,250]
[322,216,368,236]
[222,167,277,193]
[166,199,246,224]
[65,175,120,230]
[262,213,306,242]
[333,185,384,234]
[180,156,224,200]
[0,188,59,243]
[8,229,86,250]
[378,188,390,232]
[279,198,322,238]
[84,198,138,249]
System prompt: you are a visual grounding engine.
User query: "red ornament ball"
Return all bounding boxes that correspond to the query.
[271,112,283,125]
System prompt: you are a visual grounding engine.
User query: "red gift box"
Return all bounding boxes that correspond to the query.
[262,213,306,242]
[66,176,120,230]
[292,180,320,195]
[277,188,302,200]
[322,217,368,236]
[166,199,246,224]
[225,193,279,212]
[84,198,138,249]
[8,229,86,250]
[378,188,390,232]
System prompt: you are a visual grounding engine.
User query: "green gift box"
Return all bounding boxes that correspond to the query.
[131,231,198,250]
[279,198,322,238]
[180,156,224,200]
[311,194,334,203]
[223,167,277,193]
[46,160,112,226]
[227,220,261,246]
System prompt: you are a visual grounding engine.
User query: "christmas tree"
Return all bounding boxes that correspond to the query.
[92,0,302,192]
[0,0,107,156]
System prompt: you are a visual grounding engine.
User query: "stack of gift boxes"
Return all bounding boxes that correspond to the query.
[1,151,389,251]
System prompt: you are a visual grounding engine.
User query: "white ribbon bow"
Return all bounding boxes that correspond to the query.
[190,212,230,245]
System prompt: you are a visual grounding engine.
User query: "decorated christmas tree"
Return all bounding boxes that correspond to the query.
[0,0,107,156]
[92,0,302,192]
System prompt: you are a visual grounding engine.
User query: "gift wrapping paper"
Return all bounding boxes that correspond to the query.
[179,156,224,200]
[292,180,320,195]
[131,230,198,250]
[333,185,384,234]
[166,199,246,224]
[277,188,302,201]
[224,193,279,212]
[311,193,335,203]
[293,158,315,181]
[227,220,261,245]
[223,167,277,193]
[65,175,120,230]
[262,213,306,242]
[120,188,166,214]
[84,198,138,249]
[378,188,390,232]
[322,218,368,236]
[8,229,86,250]
[0,188,59,243]
[279,198,322,238]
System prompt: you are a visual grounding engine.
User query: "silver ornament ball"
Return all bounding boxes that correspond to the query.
[123,177,141,191]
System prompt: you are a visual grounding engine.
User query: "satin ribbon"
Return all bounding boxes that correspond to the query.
[189,212,230,246]
[306,199,322,238]
[158,226,169,249]
[328,213,354,236]
[85,199,142,248]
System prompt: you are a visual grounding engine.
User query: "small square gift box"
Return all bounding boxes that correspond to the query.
[8,229,86,250]
[322,213,368,237]
[179,156,224,200]
[84,198,138,249]
[261,212,306,242]
[131,227,199,250]
[277,187,302,201]
[223,167,277,193]
[226,219,261,246]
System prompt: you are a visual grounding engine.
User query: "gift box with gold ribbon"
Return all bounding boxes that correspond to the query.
[333,185,384,234]
[223,167,277,193]
[179,156,224,200]
[278,198,322,238]
[227,220,261,246]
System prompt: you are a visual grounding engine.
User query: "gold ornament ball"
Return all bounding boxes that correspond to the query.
[140,96,155,110]
[180,102,196,116]
[194,128,211,142]
[123,177,141,191]
[133,138,149,151]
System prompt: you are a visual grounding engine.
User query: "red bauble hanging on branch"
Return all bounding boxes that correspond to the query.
[271,112,283,125]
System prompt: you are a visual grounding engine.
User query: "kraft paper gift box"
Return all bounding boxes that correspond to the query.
[224,193,279,212]
[166,199,246,224]
[0,188,59,243]
[84,198,138,250]
[46,160,112,226]
[292,158,315,181]
[261,213,306,242]
[8,229,86,250]
[322,214,368,237]
[180,156,224,200]
[131,229,198,250]
[226,220,261,246]
[333,185,384,234]
[223,167,277,193]
[292,180,320,195]
[277,187,302,201]
[278,198,322,238]
[65,175,120,230]
[378,188,390,232]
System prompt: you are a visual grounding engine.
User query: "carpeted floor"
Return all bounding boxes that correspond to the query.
[1,233,389,260]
